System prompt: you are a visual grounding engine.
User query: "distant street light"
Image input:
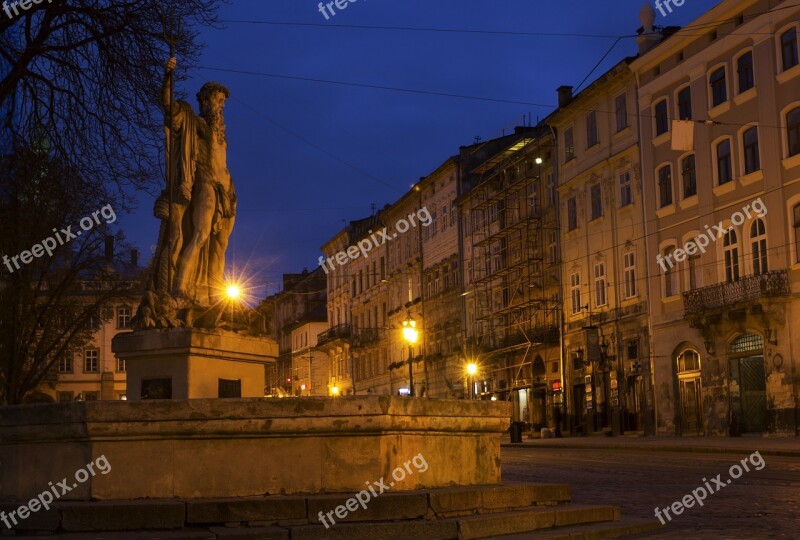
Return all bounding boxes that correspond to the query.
[331,386,339,396]
[467,362,478,400]
[225,284,241,300]
[402,315,419,397]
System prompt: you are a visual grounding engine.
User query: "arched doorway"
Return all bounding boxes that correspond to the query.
[677,349,703,435]
[729,333,766,434]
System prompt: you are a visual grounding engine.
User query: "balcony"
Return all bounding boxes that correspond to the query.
[683,270,790,317]
[351,328,384,349]
[500,325,560,348]
[316,324,352,347]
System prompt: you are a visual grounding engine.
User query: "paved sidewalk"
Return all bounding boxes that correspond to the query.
[501,434,800,456]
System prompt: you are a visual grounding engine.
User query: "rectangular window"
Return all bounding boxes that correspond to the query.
[116,307,131,329]
[567,197,577,231]
[441,205,448,232]
[84,349,99,373]
[117,357,127,372]
[431,211,438,237]
[782,28,799,71]
[58,354,73,373]
[743,126,760,174]
[655,100,669,136]
[664,248,678,297]
[548,231,558,265]
[794,204,800,263]
[450,203,457,226]
[737,51,754,92]
[57,391,74,402]
[677,86,692,120]
[627,340,639,360]
[590,184,602,220]
[615,94,628,132]
[564,128,575,161]
[710,67,727,107]
[570,272,582,315]
[624,252,637,298]
[682,155,697,198]
[688,254,701,290]
[594,263,607,307]
[789,108,800,157]
[658,166,673,207]
[619,172,632,207]
[586,111,598,147]
[546,173,556,206]
[717,140,733,184]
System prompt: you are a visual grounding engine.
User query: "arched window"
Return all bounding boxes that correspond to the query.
[682,154,696,198]
[743,127,760,174]
[788,107,800,157]
[658,165,673,207]
[730,333,764,354]
[750,219,768,275]
[710,67,727,107]
[724,229,740,283]
[677,349,701,373]
[717,139,733,184]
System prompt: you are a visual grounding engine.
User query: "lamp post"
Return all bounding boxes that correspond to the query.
[402,315,419,397]
[466,362,478,400]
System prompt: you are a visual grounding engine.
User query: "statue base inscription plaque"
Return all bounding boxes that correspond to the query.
[112,328,277,400]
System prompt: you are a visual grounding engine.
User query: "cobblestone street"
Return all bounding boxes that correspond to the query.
[502,444,800,539]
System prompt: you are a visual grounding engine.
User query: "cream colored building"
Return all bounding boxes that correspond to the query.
[549,61,653,435]
[290,320,329,396]
[632,0,800,435]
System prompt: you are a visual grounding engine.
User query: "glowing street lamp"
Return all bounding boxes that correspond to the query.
[225,284,241,300]
[402,316,419,397]
[331,386,339,397]
[466,362,478,400]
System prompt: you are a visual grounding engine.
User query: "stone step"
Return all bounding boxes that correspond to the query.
[457,505,621,539]
[486,515,664,539]
[0,484,570,534]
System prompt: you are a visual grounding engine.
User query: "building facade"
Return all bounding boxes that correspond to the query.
[632,0,800,435]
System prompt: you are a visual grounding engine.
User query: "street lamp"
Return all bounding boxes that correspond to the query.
[402,315,419,397]
[466,362,478,400]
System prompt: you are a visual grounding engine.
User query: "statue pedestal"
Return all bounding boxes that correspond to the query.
[112,328,277,400]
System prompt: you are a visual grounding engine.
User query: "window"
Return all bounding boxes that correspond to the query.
[743,127,760,174]
[681,155,696,198]
[58,354,73,373]
[787,107,800,157]
[590,184,602,220]
[570,272,582,315]
[717,139,733,184]
[564,128,575,161]
[654,99,669,136]
[615,93,628,132]
[594,263,607,307]
[794,204,800,264]
[586,111,598,147]
[441,205,448,232]
[781,28,798,71]
[546,173,556,206]
[567,197,577,231]
[724,229,740,283]
[658,165,673,208]
[623,252,637,298]
[737,51,754,92]
[677,86,692,120]
[750,219,768,275]
[450,203,457,226]
[688,253,701,290]
[678,350,701,372]
[617,171,632,207]
[116,307,131,329]
[664,247,678,297]
[431,210,438,237]
[117,357,127,372]
[548,231,558,265]
[84,392,99,401]
[57,391,74,402]
[710,67,727,107]
[627,340,639,360]
[84,349,99,373]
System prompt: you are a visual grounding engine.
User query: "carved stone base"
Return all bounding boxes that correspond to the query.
[112,328,277,400]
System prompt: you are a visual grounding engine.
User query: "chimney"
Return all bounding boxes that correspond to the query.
[638,3,662,55]
[557,86,573,108]
[130,249,138,267]
[104,236,114,263]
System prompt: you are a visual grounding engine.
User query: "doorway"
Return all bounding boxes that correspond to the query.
[729,334,766,434]
[677,349,703,435]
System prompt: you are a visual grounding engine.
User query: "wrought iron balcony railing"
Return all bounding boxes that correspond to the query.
[683,270,790,317]
[317,323,352,346]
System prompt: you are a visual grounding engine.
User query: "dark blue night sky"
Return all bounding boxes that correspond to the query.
[119,0,721,297]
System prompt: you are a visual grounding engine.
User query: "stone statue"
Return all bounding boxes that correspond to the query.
[133,57,236,330]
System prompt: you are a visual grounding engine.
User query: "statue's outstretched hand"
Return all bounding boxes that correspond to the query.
[165,57,177,74]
